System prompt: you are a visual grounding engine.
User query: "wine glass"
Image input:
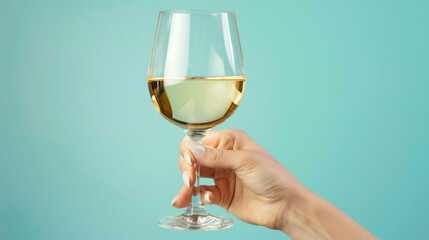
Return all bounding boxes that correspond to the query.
[147,10,245,230]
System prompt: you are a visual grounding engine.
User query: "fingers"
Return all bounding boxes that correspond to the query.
[180,130,245,152]
[200,182,234,211]
[173,154,194,208]
[186,141,248,170]
[179,130,265,171]
[172,184,224,209]
[203,129,264,152]
[178,152,214,179]
[171,184,192,208]
[200,185,221,206]
[203,130,237,150]
[178,154,195,187]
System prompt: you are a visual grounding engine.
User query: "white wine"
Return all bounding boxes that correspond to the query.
[148,76,246,129]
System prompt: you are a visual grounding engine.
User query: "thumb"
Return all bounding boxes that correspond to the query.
[186,141,245,169]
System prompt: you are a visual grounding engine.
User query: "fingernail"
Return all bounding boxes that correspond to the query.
[186,141,206,156]
[182,171,190,187]
[171,195,178,206]
[183,152,192,165]
[204,192,211,204]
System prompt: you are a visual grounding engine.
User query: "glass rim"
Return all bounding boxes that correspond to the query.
[160,9,236,15]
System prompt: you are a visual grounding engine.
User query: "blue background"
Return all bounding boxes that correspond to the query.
[1,0,428,239]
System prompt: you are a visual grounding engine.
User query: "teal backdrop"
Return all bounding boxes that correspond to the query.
[1,0,428,239]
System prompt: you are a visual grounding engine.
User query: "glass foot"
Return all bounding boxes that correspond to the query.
[158,214,233,230]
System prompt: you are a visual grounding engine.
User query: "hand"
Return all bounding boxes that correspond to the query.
[172,129,304,230]
[172,129,378,239]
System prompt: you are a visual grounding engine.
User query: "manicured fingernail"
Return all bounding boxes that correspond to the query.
[183,152,192,165]
[182,171,190,187]
[186,141,206,156]
[204,192,211,204]
[171,195,178,206]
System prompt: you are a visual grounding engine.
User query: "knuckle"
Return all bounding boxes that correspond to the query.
[211,148,224,166]
[220,135,234,150]
[234,129,247,137]
[233,129,250,144]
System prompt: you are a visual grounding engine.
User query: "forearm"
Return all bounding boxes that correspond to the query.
[279,188,377,240]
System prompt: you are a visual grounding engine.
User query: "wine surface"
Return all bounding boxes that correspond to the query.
[148,76,246,129]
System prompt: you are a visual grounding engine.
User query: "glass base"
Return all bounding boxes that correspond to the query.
[158,214,233,230]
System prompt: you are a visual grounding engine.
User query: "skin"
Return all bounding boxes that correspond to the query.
[173,129,378,239]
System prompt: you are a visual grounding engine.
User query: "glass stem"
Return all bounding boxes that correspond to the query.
[183,129,209,217]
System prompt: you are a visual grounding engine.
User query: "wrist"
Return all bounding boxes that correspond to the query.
[276,179,378,239]
[276,183,308,232]
[278,185,326,238]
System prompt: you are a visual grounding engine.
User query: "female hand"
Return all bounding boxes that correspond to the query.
[172,129,377,239]
[172,129,303,230]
